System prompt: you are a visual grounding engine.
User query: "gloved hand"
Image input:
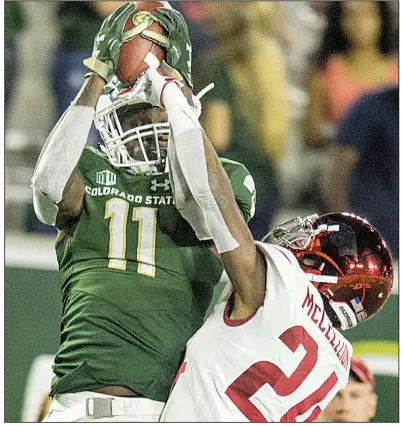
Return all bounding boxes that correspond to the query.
[83,2,136,82]
[144,7,193,88]
[144,67,202,132]
[144,67,184,109]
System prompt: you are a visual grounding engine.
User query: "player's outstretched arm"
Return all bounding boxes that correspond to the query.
[201,131,266,318]
[32,5,135,229]
[144,68,266,317]
[31,75,105,229]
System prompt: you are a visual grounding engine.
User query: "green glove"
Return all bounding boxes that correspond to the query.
[84,2,136,82]
[145,7,193,88]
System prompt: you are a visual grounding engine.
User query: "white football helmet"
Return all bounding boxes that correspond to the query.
[94,75,171,175]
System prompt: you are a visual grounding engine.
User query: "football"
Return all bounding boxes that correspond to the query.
[117,2,168,86]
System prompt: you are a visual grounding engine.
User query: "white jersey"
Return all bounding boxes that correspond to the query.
[161,243,352,422]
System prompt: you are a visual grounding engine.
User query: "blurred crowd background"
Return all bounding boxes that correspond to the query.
[5,0,399,255]
[4,1,399,422]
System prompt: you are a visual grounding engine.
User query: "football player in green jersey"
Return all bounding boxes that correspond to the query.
[32,2,255,422]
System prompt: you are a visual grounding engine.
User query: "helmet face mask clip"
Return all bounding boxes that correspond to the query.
[263,214,319,250]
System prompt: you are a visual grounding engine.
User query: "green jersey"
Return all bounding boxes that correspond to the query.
[51,147,255,402]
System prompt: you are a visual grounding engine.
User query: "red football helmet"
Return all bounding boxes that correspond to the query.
[264,213,394,330]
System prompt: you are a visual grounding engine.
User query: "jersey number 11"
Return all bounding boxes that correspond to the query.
[105,199,157,277]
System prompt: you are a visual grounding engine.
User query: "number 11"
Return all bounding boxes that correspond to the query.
[105,199,157,276]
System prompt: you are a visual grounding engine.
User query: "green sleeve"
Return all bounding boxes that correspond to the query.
[220,158,256,223]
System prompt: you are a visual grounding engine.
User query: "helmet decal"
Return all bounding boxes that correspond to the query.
[350,297,368,322]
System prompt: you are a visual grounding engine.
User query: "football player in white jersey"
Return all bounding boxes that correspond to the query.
[142,68,394,422]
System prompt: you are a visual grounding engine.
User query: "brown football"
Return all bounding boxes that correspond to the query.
[117,2,168,86]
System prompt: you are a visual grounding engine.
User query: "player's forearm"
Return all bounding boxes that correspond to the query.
[74,75,106,107]
[155,69,265,310]
[202,133,244,226]
[202,132,255,250]
[163,82,239,253]
[31,76,104,225]
[202,132,266,310]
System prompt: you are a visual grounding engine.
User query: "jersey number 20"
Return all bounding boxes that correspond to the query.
[225,325,338,422]
[105,199,157,276]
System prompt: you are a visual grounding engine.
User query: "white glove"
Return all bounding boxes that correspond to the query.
[144,67,183,109]
[144,66,201,138]
[144,67,202,123]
